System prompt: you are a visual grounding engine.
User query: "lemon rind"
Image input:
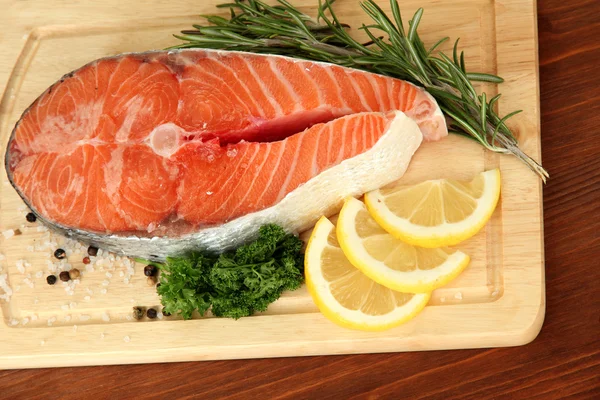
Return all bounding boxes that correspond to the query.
[305,217,430,331]
[337,197,470,293]
[364,169,501,248]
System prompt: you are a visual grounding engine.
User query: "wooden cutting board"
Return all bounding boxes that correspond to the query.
[0,0,544,369]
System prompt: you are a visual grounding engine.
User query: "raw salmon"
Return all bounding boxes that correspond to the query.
[5,49,446,260]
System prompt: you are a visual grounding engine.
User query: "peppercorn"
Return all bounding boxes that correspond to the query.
[146,308,157,319]
[69,268,80,280]
[143,265,157,277]
[46,275,57,285]
[162,308,171,317]
[59,271,70,282]
[82,256,91,264]
[87,246,98,256]
[156,283,161,289]
[26,212,37,223]
[132,306,144,320]
[146,276,157,286]
[54,248,66,260]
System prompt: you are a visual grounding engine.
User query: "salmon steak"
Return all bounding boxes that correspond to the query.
[4,49,447,260]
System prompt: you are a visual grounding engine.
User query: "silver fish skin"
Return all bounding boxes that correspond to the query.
[14,111,422,261]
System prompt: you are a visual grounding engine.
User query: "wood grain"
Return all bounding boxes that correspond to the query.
[0,0,599,399]
[0,0,543,366]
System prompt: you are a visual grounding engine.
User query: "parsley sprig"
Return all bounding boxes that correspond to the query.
[144,225,304,319]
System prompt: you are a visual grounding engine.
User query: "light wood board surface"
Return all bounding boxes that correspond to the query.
[0,0,544,369]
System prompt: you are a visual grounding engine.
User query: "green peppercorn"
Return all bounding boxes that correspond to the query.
[132,307,144,320]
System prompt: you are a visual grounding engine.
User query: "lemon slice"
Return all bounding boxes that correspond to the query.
[365,169,501,248]
[337,197,470,293]
[305,216,430,331]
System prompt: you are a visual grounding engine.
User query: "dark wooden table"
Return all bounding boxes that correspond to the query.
[2,0,599,398]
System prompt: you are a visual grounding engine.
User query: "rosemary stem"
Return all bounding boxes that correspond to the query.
[170,0,548,182]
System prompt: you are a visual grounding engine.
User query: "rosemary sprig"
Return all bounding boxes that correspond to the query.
[171,0,548,181]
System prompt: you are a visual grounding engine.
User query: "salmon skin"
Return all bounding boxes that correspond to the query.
[5,49,446,260]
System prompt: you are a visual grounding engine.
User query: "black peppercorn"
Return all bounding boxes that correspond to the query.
[46,275,57,285]
[26,212,37,223]
[133,307,144,320]
[143,265,157,277]
[59,271,70,282]
[146,308,157,319]
[54,248,66,260]
[87,246,98,256]
[162,308,171,317]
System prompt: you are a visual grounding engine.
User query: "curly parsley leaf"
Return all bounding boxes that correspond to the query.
[154,224,304,320]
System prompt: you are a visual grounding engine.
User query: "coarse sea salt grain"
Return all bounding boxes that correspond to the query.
[2,230,15,239]
[101,312,110,322]
[65,315,72,322]
[454,292,463,300]
[84,296,91,301]
[9,318,19,326]
[47,317,56,326]
[61,305,69,311]
[100,333,105,339]
[73,325,78,332]
[26,246,34,253]
[106,272,113,278]
[0,273,13,301]
[35,270,43,279]
[40,340,46,346]
[79,315,91,322]
[31,314,38,321]
[100,288,107,295]
[16,260,26,274]
[102,280,110,286]
[123,335,131,343]
[21,317,29,326]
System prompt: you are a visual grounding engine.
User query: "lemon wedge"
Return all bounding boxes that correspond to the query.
[336,197,470,293]
[365,169,501,248]
[305,216,430,331]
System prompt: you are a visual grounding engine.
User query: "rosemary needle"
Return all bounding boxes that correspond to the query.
[170,0,548,182]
